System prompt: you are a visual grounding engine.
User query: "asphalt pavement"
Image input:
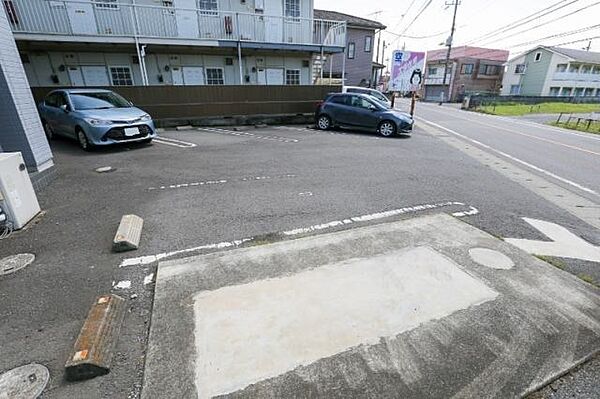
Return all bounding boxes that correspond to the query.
[0,107,599,398]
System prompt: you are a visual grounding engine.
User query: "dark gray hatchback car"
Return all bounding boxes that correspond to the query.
[315,93,413,137]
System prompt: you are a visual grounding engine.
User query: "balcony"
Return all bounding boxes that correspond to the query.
[553,72,600,83]
[5,0,346,48]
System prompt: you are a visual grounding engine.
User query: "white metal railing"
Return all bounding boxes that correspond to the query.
[6,0,346,47]
[553,72,600,83]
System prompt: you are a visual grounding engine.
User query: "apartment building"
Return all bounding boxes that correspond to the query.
[502,46,600,97]
[423,46,509,102]
[5,0,346,87]
[313,9,385,86]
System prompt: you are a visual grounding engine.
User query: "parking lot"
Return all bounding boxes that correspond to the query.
[2,120,599,398]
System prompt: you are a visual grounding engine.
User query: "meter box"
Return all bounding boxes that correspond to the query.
[0,152,41,229]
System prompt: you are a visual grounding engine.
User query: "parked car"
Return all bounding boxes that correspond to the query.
[342,86,392,108]
[315,93,413,137]
[38,89,156,150]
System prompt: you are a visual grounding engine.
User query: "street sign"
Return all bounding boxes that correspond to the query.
[390,50,426,92]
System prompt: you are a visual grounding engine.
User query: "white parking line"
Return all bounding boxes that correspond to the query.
[119,201,478,267]
[275,126,381,140]
[197,127,298,143]
[416,117,599,196]
[147,174,297,191]
[154,136,197,148]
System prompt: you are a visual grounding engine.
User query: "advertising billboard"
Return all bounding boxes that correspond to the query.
[390,50,426,93]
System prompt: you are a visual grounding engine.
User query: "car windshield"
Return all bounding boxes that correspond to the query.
[70,92,131,110]
[370,91,388,103]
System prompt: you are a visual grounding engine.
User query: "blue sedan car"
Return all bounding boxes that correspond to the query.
[38,89,156,150]
[315,93,413,137]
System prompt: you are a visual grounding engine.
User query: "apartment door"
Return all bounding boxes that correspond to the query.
[175,0,199,38]
[266,68,284,85]
[264,1,283,43]
[81,66,109,86]
[183,66,205,85]
[171,67,184,85]
[257,68,267,85]
[66,1,97,35]
[67,67,85,86]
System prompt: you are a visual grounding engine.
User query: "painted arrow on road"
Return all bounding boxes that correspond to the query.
[505,218,600,263]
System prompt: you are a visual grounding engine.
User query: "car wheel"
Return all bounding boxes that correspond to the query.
[43,122,54,140]
[378,120,396,137]
[77,129,93,151]
[317,115,332,130]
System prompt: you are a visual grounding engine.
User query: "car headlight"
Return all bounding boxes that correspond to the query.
[140,114,152,121]
[85,118,113,126]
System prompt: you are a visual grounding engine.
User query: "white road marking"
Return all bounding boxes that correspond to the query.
[120,239,254,267]
[144,273,155,285]
[192,246,498,398]
[417,117,599,196]
[147,174,296,191]
[197,127,298,143]
[505,218,600,262]
[469,248,515,270]
[119,201,478,267]
[298,191,313,196]
[154,136,197,148]
[113,280,131,290]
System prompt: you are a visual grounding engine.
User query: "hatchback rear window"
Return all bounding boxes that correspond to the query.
[330,95,349,105]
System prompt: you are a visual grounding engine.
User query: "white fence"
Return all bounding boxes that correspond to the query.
[6,0,346,46]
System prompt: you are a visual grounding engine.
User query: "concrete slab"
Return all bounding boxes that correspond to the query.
[143,214,600,399]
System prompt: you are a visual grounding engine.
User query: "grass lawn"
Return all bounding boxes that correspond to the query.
[549,120,600,135]
[477,102,600,116]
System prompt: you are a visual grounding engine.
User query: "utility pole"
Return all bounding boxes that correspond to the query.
[440,0,460,105]
[375,31,381,88]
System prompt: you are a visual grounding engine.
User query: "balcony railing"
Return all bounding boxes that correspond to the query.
[5,0,346,47]
[553,72,600,83]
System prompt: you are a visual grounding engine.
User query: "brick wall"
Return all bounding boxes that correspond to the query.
[0,8,53,172]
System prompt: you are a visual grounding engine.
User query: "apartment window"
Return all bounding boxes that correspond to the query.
[428,67,438,76]
[93,0,118,9]
[596,88,600,97]
[284,0,300,18]
[347,42,355,59]
[534,52,542,62]
[584,88,595,97]
[593,66,600,74]
[581,65,592,74]
[568,64,580,73]
[460,63,474,75]
[482,64,500,75]
[286,69,300,85]
[560,87,572,96]
[364,36,372,52]
[514,64,526,74]
[109,66,133,86]
[556,64,567,72]
[549,87,560,97]
[509,85,520,95]
[206,68,224,85]
[574,87,584,97]
[198,0,218,15]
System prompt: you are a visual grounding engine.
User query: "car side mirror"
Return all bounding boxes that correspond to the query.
[369,105,377,111]
[60,104,70,113]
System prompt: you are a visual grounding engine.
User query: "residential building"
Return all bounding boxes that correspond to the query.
[423,46,509,102]
[1,6,54,185]
[313,9,385,86]
[502,46,600,97]
[5,0,346,87]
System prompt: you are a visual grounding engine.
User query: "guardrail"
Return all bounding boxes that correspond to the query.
[6,0,346,47]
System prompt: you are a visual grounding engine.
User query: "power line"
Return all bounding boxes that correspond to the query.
[389,0,420,33]
[462,0,575,45]
[508,23,600,48]
[398,0,434,36]
[384,28,449,40]
[478,1,600,46]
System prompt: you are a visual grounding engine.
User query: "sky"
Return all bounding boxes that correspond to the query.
[314,0,600,66]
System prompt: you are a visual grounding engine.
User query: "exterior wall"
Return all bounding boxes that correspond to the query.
[324,26,375,86]
[0,8,53,172]
[519,48,554,95]
[19,49,313,86]
[501,54,526,95]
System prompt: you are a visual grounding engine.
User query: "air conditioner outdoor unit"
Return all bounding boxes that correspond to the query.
[0,152,41,230]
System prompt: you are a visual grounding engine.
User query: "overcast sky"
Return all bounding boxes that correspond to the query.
[314,0,599,64]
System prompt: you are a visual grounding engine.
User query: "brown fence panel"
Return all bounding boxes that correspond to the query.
[30,85,341,120]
